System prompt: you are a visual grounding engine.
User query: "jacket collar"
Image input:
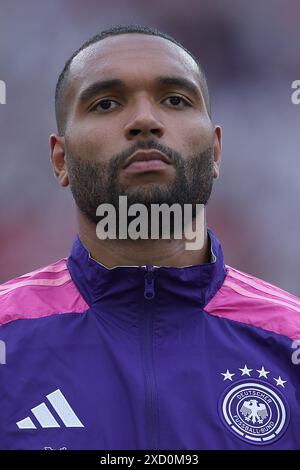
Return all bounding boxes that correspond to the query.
[67,228,227,309]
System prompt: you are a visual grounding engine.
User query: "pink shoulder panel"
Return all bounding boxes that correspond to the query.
[205,265,300,341]
[0,259,89,326]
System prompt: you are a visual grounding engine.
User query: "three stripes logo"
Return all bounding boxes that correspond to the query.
[16,389,84,429]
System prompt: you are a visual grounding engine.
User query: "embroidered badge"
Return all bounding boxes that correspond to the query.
[218,365,289,445]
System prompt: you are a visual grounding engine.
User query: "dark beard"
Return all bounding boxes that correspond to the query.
[66,140,214,237]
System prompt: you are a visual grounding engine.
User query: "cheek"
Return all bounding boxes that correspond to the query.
[66,122,111,159]
[178,119,213,155]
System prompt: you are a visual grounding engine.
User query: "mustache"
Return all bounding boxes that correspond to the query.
[111,140,182,170]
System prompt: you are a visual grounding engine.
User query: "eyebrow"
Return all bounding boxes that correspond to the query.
[78,75,202,105]
[78,79,125,104]
[156,76,202,99]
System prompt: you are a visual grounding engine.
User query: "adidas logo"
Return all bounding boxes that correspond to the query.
[16,389,84,429]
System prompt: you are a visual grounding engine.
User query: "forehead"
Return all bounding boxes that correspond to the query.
[69,34,200,94]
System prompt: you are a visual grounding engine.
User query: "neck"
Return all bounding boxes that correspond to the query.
[77,209,210,268]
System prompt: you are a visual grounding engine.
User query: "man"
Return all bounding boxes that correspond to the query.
[0,24,300,450]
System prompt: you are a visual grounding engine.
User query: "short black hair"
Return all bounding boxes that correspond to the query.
[55,24,210,135]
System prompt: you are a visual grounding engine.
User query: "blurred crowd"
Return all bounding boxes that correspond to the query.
[0,0,299,294]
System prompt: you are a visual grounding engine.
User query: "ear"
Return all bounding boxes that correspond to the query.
[212,126,222,179]
[49,134,69,187]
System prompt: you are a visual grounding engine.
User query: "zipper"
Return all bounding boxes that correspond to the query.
[141,265,159,449]
[144,265,155,300]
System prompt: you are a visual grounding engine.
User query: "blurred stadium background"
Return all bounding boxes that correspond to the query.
[0,0,299,295]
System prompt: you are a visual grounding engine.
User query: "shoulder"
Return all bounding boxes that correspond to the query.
[0,258,88,327]
[205,264,300,340]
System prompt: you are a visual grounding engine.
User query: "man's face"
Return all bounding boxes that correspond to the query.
[53,34,221,224]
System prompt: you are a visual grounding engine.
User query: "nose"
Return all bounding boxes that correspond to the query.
[124,98,165,140]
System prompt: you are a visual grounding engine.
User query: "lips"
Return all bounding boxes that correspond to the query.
[123,150,171,169]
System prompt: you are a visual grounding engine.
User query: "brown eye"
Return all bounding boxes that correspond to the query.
[169,96,181,105]
[92,99,119,112]
[164,96,190,108]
